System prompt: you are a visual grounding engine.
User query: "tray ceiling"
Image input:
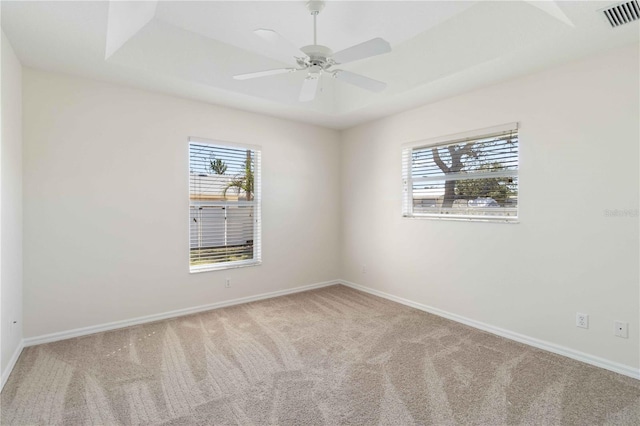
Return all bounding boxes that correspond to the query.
[2,1,638,129]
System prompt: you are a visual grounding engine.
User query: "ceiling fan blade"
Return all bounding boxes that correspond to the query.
[233,68,296,80]
[334,70,387,92]
[332,37,391,64]
[299,76,319,102]
[254,29,304,64]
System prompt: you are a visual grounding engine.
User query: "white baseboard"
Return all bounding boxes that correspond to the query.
[339,279,640,380]
[24,279,340,347]
[1,339,25,392]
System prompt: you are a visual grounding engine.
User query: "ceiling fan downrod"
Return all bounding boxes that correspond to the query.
[307,1,325,45]
[299,1,333,75]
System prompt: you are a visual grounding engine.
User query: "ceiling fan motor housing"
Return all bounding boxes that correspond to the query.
[300,45,334,70]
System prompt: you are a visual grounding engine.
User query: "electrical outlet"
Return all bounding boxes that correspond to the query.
[225,278,231,288]
[361,265,367,274]
[576,313,589,329]
[614,321,628,338]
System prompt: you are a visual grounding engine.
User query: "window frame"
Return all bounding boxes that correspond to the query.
[402,123,519,223]
[188,137,262,273]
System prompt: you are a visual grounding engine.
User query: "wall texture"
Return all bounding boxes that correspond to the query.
[340,44,640,370]
[1,31,23,377]
[22,69,341,338]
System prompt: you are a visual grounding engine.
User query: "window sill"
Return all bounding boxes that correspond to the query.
[189,260,262,273]
[403,214,519,224]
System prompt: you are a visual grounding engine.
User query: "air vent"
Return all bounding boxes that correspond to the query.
[602,1,640,27]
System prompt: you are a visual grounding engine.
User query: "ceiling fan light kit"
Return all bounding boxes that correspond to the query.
[233,0,392,102]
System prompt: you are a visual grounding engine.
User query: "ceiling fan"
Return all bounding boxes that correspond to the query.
[233,0,391,102]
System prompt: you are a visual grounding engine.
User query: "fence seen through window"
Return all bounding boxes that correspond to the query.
[189,139,261,271]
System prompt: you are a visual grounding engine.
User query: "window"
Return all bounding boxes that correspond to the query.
[189,138,261,272]
[402,124,519,222]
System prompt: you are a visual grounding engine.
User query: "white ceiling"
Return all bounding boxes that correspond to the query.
[2,1,639,129]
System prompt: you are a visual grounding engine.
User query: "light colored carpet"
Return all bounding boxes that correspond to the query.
[1,285,639,425]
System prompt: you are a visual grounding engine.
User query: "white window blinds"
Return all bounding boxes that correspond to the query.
[402,124,519,221]
[189,138,261,271]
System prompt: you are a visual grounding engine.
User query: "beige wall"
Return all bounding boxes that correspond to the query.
[340,44,640,369]
[1,31,23,377]
[22,69,341,337]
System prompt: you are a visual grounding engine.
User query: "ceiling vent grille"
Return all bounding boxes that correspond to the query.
[602,1,640,27]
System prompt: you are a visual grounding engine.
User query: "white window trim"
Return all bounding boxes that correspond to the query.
[402,123,519,223]
[188,136,262,273]
[188,136,261,153]
[400,122,519,151]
